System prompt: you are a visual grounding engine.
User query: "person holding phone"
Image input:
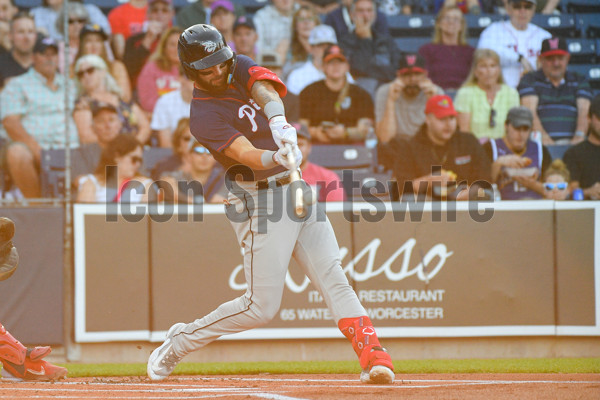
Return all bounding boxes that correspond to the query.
[299,45,374,144]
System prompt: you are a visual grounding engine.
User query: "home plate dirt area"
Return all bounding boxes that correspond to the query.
[1,373,599,400]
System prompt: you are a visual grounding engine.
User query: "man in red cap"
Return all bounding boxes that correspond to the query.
[389,94,492,200]
[299,45,374,145]
[518,37,593,145]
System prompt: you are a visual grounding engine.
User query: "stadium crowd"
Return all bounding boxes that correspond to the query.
[0,0,598,202]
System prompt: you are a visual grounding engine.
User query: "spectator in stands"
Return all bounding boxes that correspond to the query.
[0,0,18,52]
[389,94,492,200]
[123,0,174,87]
[482,106,551,199]
[563,94,600,200]
[418,6,475,92]
[159,129,226,204]
[337,0,399,96]
[73,54,150,145]
[108,0,148,60]
[54,2,89,74]
[434,0,482,14]
[518,37,593,145]
[286,24,342,96]
[90,102,123,149]
[253,0,298,64]
[151,67,193,148]
[176,0,245,30]
[209,0,236,49]
[477,0,551,88]
[1,36,78,198]
[295,121,346,202]
[77,134,151,203]
[325,0,389,40]
[542,159,570,201]
[31,0,110,42]
[455,48,519,141]
[375,53,442,144]
[75,24,131,103]
[0,12,36,87]
[281,5,321,79]
[300,44,374,144]
[258,52,300,122]
[232,16,258,61]
[150,116,193,180]
[136,26,182,115]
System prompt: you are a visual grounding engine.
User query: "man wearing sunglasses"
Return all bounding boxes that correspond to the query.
[0,35,78,198]
[390,94,492,201]
[478,0,551,88]
[483,106,552,200]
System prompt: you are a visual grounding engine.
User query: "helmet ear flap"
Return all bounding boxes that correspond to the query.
[181,62,197,81]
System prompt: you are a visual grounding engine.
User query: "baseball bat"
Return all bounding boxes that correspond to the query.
[284,143,305,217]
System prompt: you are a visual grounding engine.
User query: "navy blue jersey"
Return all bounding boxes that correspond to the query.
[189,55,286,181]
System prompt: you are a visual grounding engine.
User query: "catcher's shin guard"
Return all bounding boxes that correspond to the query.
[338,316,394,372]
[0,323,56,380]
[0,323,27,366]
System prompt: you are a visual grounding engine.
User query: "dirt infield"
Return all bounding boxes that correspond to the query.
[1,373,599,399]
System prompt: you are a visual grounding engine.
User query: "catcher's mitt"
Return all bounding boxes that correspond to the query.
[0,217,19,281]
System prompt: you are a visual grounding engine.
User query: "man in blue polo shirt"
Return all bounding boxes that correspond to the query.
[518,37,593,145]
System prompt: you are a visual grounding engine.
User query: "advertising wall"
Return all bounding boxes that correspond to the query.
[73,201,599,343]
[0,207,64,345]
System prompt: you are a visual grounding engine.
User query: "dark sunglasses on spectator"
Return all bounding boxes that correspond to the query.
[69,17,87,24]
[129,155,143,165]
[76,66,96,78]
[512,3,534,10]
[192,146,211,155]
[543,182,568,191]
[489,109,496,128]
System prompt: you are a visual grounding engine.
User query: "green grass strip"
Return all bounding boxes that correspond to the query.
[60,358,600,377]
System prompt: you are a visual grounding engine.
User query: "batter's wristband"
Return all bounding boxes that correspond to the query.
[264,101,285,120]
[261,150,277,168]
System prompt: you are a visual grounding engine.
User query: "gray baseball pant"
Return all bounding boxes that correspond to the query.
[171,174,366,356]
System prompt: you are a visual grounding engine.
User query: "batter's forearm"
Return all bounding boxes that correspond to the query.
[251,80,283,110]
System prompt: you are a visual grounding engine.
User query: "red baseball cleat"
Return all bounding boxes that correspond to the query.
[1,358,67,382]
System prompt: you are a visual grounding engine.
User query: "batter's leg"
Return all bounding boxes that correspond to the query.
[292,203,395,384]
[148,186,301,380]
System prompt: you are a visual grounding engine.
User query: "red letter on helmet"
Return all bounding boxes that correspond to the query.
[247,66,287,98]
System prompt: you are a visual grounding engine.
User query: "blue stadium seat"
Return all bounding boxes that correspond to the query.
[394,37,430,53]
[308,145,374,170]
[143,147,173,174]
[531,14,579,38]
[14,0,41,9]
[565,38,598,63]
[387,14,436,37]
[576,13,600,38]
[564,0,600,13]
[568,63,600,88]
[465,14,503,38]
[546,144,572,161]
[40,147,100,198]
[340,170,396,201]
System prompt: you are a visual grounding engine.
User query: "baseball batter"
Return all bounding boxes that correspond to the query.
[147,24,395,384]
